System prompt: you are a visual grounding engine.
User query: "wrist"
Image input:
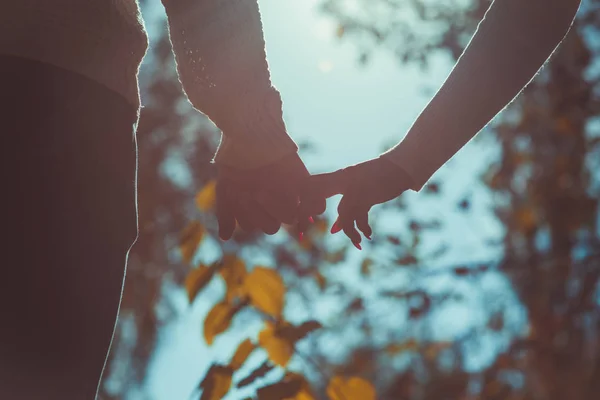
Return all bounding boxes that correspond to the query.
[212,87,298,169]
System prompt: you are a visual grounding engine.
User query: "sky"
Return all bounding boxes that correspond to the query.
[125,1,513,398]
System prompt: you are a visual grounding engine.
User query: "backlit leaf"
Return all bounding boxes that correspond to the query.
[259,322,295,368]
[236,360,275,388]
[196,180,217,211]
[204,301,234,345]
[285,373,316,400]
[200,364,233,400]
[244,267,285,318]
[326,376,376,400]
[314,271,326,290]
[257,379,303,400]
[230,339,255,371]
[386,338,419,355]
[220,256,248,302]
[184,264,215,304]
[360,258,373,276]
[179,221,205,264]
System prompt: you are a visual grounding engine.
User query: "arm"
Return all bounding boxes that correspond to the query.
[382,0,582,190]
[159,0,297,169]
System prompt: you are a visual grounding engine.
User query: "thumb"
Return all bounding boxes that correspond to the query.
[298,169,349,222]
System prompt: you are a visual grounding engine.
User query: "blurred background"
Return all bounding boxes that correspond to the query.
[98,0,600,399]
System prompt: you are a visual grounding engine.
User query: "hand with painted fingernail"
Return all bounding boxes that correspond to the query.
[216,152,311,240]
[299,157,414,249]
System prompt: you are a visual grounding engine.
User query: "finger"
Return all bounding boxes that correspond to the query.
[337,195,362,248]
[255,190,297,225]
[356,211,372,240]
[298,195,326,220]
[235,198,258,233]
[296,215,313,240]
[216,181,236,240]
[246,197,281,235]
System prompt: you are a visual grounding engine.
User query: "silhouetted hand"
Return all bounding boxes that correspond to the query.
[299,157,414,248]
[216,153,311,240]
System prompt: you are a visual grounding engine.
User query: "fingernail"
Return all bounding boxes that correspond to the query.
[309,216,314,224]
[299,232,304,241]
[331,222,342,234]
[353,242,362,250]
[366,235,372,241]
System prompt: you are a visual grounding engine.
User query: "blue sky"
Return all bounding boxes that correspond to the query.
[125,1,512,398]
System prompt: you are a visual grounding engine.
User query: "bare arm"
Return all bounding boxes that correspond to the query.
[160,0,297,169]
[383,0,582,190]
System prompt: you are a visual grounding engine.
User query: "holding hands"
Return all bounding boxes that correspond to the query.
[216,154,414,247]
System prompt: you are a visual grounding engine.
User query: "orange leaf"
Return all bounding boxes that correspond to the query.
[244,267,285,318]
[230,339,255,371]
[200,364,233,400]
[196,180,217,211]
[204,301,233,345]
[220,256,247,302]
[386,338,419,355]
[184,264,216,304]
[327,376,376,400]
[259,322,294,368]
[179,221,205,264]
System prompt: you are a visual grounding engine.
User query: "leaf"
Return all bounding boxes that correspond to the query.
[179,221,205,264]
[259,322,295,368]
[424,341,453,360]
[185,264,215,304]
[230,339,255,371]
[396,254,418,266]
[386,338,419,355]
[360,258,373,276]
[244,267,285,318]
[257,379,303,400]
[313,271,326,290]
[326,376,376,400]
[204,301,234,345]
[220,256,247,302]
[453,266,471,276]
[237,360,275,388]
[200,364,233,400]
[515,206,537,232]
[293,320,322,342]
[196,180,217,211]
[284,373,316,400]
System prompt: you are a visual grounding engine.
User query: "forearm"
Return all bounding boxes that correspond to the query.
[161,0,297,168]
[383,0,582,190]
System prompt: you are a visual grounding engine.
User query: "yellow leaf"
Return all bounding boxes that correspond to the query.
[184,264,215,304]
[244,266,285,317]
[179,221,205,264]
[200,364,233,400]
[327,376,376,400]
[259,322,294,368]
[360,258,373,276]
[386,338,419,355]
[314,271,326,291]
[196,180,217,211]
[204,301,233,345]
[515,206,537,232]
[424,341,452,360]
[294,389,316,400]
[284,373,316,400]
[220,256,247,302]
[230,339,255,371]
